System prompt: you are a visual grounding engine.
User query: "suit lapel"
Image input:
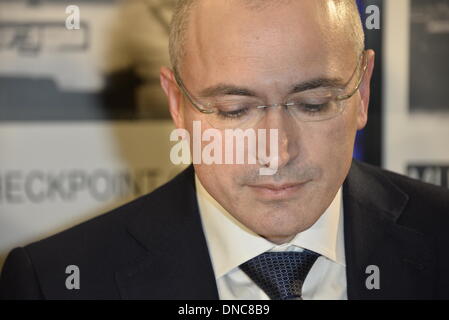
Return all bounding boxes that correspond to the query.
[115,165,219,299]
[343,161,436,299]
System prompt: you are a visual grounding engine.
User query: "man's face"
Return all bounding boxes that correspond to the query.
[162,0,374,244]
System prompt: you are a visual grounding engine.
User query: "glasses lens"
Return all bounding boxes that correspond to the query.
[286,89,344,122]
[207,100,265,129]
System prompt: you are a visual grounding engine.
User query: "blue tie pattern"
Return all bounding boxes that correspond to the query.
[239,250,320,300]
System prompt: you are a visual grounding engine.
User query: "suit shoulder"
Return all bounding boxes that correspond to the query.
[0,247,44,299]
[26,166,192,253]
[365,162,448,202]
[27,191,149,253]
[6,167,193,298]
[355,161,449,220]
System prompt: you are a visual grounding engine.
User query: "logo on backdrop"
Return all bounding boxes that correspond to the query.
[0,168,172,204]
[407,164,449,189]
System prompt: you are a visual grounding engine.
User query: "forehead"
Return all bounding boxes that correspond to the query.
[182,0,355,86]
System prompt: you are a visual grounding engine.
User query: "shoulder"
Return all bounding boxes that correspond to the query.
[354,160,449,207]
[0,166,195,299]
[27,165,194,252]
[352,160,449,228]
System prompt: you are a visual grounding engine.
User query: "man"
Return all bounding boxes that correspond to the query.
[1,0,448,300]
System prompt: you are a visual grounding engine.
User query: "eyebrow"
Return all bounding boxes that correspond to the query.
[198,77,346,99]
[289,78,345,94]
[199,85,257,98]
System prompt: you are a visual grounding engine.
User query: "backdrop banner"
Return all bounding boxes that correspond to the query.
[0,0,184,269]
[384,0,449,189]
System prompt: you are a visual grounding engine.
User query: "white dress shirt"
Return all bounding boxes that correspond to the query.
[195,175,347,300]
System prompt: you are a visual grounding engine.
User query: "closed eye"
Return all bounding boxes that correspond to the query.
[302,103,328,112]
[216,107,250,119]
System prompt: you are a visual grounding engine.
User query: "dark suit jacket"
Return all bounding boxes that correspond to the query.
[1,160,449,300]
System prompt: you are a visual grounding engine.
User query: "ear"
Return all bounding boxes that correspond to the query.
[357,49,375,130]
[160,66,185,129]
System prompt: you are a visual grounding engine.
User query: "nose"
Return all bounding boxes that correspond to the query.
[257,106,300,170]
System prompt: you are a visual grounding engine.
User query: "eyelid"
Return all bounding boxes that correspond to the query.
[207,87,341,111]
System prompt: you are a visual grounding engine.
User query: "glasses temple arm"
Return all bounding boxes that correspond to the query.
[173,68,215,114]
[337,52,368,101]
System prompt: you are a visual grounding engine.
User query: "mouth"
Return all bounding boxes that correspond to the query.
[247,181,309,200]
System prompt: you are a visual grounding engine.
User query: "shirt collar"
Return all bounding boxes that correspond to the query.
[195,175,346,279]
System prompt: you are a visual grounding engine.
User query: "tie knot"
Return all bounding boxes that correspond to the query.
[240,250,320,300]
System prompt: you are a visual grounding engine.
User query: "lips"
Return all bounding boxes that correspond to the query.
[250,183,301,191]
[248,181,308,199]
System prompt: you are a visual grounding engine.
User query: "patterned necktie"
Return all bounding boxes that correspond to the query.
[239,250,320,300]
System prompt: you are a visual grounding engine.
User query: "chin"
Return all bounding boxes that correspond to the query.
[250,207,315,241]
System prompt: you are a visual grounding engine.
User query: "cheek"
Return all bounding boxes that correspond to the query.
[326,103,360,156]
[304,115,357,183]
[183,108,198,132]
[307,123,352,158]
[194,163,247,212]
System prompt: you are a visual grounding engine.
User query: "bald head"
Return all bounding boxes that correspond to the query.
[168,0,365,72]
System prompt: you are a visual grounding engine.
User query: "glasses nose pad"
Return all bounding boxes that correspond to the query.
[254,103,286,127]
